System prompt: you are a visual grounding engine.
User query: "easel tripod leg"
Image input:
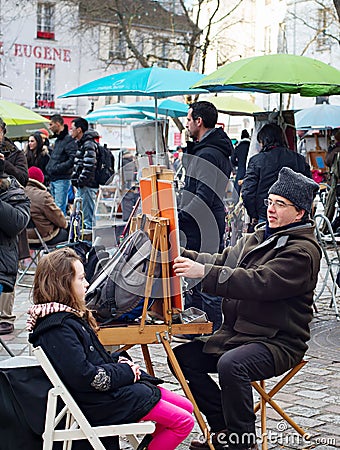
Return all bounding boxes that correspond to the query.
[159,333,215,450]
[141,344,155,376]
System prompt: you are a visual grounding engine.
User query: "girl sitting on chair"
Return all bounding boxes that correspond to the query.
[27,247,194,450]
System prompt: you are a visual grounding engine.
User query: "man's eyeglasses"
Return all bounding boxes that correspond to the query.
[264,198,295,209]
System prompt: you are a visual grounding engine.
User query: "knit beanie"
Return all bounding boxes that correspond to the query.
[28,166,44,184]
[38,128,49,138]
[268,167,319,213]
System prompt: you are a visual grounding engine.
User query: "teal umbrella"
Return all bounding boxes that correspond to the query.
[192,54,340,97]
[126,99,188,118]
[85,105,153,148]
[60,66,207,152]
[85,105,155,123]
[60,66,207,99]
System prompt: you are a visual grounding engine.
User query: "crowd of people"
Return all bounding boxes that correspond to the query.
[0,99,332,450]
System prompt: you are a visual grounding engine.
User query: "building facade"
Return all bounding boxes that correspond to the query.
[0,0,198,119]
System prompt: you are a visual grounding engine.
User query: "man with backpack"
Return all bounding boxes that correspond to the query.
[70,117,99,231]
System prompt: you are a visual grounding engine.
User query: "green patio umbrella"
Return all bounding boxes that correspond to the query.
[206,95,264,116]
[192,54,340,97]
[0,100,49,139]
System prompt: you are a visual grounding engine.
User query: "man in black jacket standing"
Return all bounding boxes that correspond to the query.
[179,101,233,331]
[70,117,99,231]
[46,114,77,216]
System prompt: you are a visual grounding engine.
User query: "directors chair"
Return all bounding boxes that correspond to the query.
[32,346,155,450]
[252,360,308,450]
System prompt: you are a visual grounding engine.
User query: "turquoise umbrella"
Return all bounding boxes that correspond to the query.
[126,99,188,118]
[85,105,155,123]
[192,54,340,97]
[59,66,207,99]
[85,105,153,149]
[59,66,207,153]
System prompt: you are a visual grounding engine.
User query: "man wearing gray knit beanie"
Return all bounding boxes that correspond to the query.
[267,166,319,220]
[172,167,321,450]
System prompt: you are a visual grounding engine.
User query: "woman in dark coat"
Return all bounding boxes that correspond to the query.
[242,123,311,224]
[24,132,50,184]
[28,247,194,450]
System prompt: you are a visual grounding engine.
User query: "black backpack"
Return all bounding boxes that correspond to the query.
[95,144,115,185]
[85,228,162,323]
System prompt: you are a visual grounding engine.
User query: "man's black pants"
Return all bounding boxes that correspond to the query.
[173,340,276,448]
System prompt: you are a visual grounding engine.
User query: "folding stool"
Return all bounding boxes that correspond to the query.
[252,360,308,450]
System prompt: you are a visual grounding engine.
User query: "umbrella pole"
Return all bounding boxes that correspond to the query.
[155,97,159,163]
[279,93,283,117]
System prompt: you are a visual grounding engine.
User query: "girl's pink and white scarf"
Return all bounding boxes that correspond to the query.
[27,302,79,332]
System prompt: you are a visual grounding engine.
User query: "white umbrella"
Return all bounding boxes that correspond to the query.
[295,104,340,129]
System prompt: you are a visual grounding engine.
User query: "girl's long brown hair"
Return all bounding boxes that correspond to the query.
[33,247,98,331]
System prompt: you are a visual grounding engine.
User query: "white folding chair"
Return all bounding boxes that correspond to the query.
[314,213,340,320]
[32,346,155,450]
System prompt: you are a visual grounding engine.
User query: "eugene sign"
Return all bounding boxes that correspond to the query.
[13,43,71,62]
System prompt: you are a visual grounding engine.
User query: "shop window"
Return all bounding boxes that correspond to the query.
[37,3,55,40]
[35,63,55,108]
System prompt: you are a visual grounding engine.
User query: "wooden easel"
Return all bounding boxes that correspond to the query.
[98,166,215,450]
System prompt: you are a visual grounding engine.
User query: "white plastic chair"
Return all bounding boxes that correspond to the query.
[32,346,155,450]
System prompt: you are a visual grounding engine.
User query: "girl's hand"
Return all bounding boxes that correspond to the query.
[130,363,141,382]
[119,357,141,382]
[173,256,205,279]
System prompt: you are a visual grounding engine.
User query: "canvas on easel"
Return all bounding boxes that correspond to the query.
[139,168,183,312]
[308,150,327,172]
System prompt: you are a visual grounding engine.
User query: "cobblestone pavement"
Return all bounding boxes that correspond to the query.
[1,257,339,450]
